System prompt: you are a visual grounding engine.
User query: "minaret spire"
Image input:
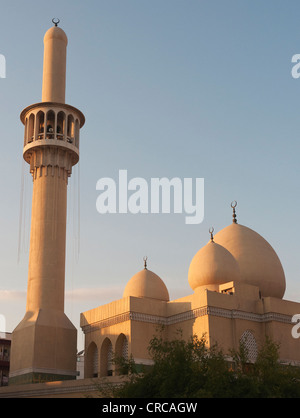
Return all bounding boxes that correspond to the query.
[42,19,68,103]
[209,227,215,242]
[52,17,60,27]
[231,201,238,224]
[143,256,148,270]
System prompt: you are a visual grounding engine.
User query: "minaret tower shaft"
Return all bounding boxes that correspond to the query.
[9,21,85,385]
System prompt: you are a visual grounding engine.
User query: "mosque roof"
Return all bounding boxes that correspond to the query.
[123,258,169,302]
[188,202,286,299]
[214,222,286,298]
[188,234,240,291]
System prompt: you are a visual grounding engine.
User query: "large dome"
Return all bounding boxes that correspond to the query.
[123,268,169,302]
[214,223,286,299]
[188,240,240,291]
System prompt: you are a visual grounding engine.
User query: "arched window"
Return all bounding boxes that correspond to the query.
[240,330,258,363]
[24,117,28,146]
[85,342,98,378]
[57,111,66,140]
[36,111,45,140]
[108,341,113,376]
[92,345,99,377]
[67,114,74,143]
[115,334,129,375]
[75,119,80,148]
[100,338,114,377]
[46,110,55,139]
[28,113,35,143]
[115,334,128,360]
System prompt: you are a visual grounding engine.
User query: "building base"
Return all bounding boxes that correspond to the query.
[9,369,77,386]
[9,309,77,386]
[0,376,124,398]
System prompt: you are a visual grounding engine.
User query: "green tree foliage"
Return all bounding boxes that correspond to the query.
[112,329,300,398]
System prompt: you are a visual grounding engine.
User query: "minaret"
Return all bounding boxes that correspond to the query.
[9,20,85,385]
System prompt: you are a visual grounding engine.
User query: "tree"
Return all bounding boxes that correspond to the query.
[111,329,300,398]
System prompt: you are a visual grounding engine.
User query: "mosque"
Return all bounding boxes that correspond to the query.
[0,21,299,397]
[80,202,300,378]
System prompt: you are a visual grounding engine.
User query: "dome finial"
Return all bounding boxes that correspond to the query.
[231,201,237,224]
[209,227,215,242]
[143,256,148,270]
[52,18,60,27]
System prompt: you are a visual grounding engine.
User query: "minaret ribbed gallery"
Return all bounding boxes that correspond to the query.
[9,21,85,385]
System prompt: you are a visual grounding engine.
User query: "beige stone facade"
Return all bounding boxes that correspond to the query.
[81,218,300,379]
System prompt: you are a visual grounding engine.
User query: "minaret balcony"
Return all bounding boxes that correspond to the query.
[21,102,85,166]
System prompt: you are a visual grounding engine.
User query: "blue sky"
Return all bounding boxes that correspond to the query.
[0,0,300,350]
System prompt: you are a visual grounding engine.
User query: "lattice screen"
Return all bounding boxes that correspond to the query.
[240,330,258,363]
[107,341,113,372]
[122,337,128,360]
[92,346,98,375]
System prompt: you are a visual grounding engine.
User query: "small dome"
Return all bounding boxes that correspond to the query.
[123,268,169,302]
[188,240,240,291]
[214,223,286,299]
[44,26,68,44]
